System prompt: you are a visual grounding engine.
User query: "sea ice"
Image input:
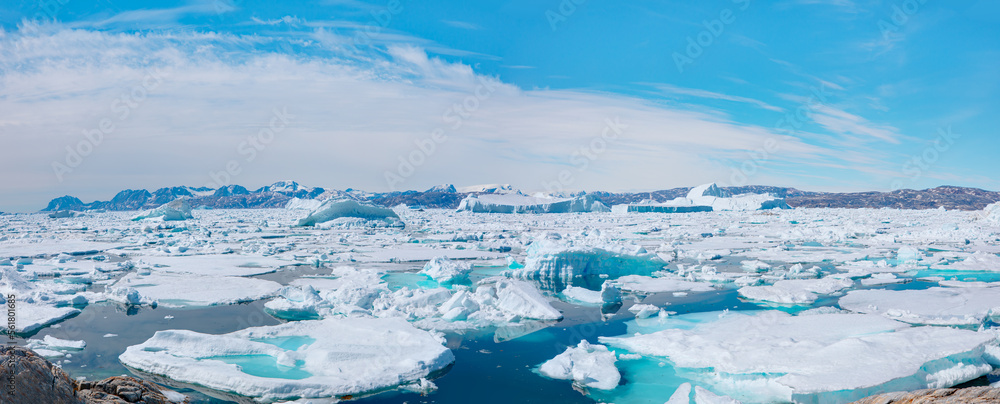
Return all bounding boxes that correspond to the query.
[107,272,282,307]
[839,287,1000,326]
[119,317,454,402]
[614,275,715,295]
[600,311,997,403]
[737,277,853,304]
[538,340,620,390]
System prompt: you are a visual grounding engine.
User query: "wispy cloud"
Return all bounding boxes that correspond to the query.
[441,20,480,30]
[811,105,902,143]
[652,83,784,113]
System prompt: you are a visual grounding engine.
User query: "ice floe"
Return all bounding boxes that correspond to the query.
[119,317,454,401]
[839,287,1000,326]
[601,311,998,403]
[538,340,620,390]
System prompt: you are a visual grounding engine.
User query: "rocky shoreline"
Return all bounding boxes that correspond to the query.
[0,346,186,404]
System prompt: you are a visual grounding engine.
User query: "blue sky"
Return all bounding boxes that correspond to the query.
[0,0,997,211]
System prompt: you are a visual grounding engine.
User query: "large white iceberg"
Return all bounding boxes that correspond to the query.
[119,317,454,402]
[513,234,668,286]
[600,311,998,403]
[539,340,620,390]
[839,287,1000,326]
[294,199,403,227]
[420,256,472,284]
[133,199,194,221]
[456,193,610,214]
[611,183,789,213]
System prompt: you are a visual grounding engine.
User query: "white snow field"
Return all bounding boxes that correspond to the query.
[2,202,1000,403]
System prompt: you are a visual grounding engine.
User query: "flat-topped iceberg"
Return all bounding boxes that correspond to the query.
[839,287,1000,326]
[600,311,998,403]
[119,317,454,402]
[456,193,610,214]
[294,199,403,227]
[612,183,789,213]
[539,340,620,390]
[133,199,194,221]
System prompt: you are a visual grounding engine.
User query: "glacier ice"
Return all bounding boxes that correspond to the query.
[513,233,668,287]
[132,199,194,221]
[294,199,403,227]
[456,193,610,213]
[420,256,472,284]
[611,183,789,213]
[119,317,454,401]
[538,340,620,390]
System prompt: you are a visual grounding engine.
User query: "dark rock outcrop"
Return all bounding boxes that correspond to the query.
[851,386,1000,403]
[0,346,184,404]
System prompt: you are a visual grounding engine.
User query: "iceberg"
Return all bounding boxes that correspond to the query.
[839,287,1000,326]
[538,340,620,390]
[420,256,472,284]
[132,199,194,221]
[491,278,563,321]
[981,202,1000,225]
[611,183,789,213]
[600,311,997,403]
[456,193,610,213]
[294,199,403,227]
[119,317,454,402]
[513,234,668,287]
[476,193,608,213]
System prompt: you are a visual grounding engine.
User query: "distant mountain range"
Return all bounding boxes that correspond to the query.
[39,181,1000,212]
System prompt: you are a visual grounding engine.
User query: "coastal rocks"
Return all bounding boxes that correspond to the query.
[0,346,183,404]
[851,386,1000,403]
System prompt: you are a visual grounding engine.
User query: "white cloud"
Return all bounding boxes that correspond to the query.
[0,27,895,211]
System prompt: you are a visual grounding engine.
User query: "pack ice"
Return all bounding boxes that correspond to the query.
[119,317,454,402]
[600,311,999,403]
